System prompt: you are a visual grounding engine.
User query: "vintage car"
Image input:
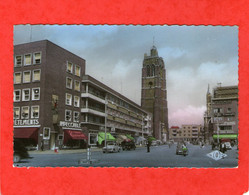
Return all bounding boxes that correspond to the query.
[224,142,232,150]
[176,143,188,156]
[102,142,121,153]
[14,140,30,163]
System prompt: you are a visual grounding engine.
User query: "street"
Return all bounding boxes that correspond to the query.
[14,144,238,168]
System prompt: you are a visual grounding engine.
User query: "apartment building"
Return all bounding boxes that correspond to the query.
[81,75,152,146]
[14,40,86,150]
[210,85,238,144]
[14,40,152,150]
[169,125,203,142]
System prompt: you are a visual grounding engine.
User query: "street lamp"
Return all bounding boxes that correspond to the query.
[104,95,107,148]
[142,114,144,139]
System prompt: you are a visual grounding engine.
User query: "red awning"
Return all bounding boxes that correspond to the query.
[14,127,39,142]
[64,130,88,140]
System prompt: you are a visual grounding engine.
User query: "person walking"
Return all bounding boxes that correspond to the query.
[147,140,151,153]
[41,140,44,151]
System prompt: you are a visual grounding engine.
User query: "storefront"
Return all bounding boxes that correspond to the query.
[213,134,238,145]
[59,121,88,149]
[14,119,40,149]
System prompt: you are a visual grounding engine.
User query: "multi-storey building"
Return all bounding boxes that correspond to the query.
[210,85,238,144]
[13,40,152,150]
[81,75,152,146]
[169,125,203,142]
[141,45,169,141]
[14,40,86,150]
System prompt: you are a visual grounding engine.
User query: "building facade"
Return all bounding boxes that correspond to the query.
[141,45,169,141]
[14,40,87,150]
[204,85,238,144]
[210,85,238,144]
[81,75,152,146]
[14,40,152,150]
[169,125,203,143]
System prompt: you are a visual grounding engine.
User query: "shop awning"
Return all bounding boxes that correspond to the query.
[126,134,135,140]
[147,136,156,142]
[14,127,39,141]
[64,130,87,140]
[213,134,238,139]
[98,132,116,145]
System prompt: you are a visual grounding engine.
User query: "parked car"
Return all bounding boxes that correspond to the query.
[121,140,136,150]
[13,140,30,163]
[156,140,163,145]
[176,143,188,156]
[103,142,121,153]
[224,142,232,150]
[151,141,158,146]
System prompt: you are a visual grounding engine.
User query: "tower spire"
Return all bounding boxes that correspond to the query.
[207,84,210,94]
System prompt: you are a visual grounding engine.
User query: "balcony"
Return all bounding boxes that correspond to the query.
[117,106,129,115]
[223,112,236,116]
[214,113,223,117]
[81,107,106,117]
[81,92,106,104]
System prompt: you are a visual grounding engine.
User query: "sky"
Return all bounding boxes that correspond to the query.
[13,25,238,127]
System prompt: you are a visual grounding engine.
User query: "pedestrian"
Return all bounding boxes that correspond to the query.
[223,143,227,153]
[147,141,151,153]
[41,140,44,151]
[219,143,222,152]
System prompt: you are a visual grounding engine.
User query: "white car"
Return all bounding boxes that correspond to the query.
[103,142,121,153]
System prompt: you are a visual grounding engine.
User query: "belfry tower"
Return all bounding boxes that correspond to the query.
[141,45,169,140]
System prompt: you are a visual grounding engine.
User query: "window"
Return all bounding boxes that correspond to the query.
[65,93,72,105]
[66,77,73,89]
[22,89,30,101]
[74,96,80,107]
[220,125,232,131]
[31,106,39,118]
[15,55,22,67]
[23,71,31,83]
[151,64,155,76]
[33,52,41,64]
[75,65,81,76]
[33,69,41,82]
[14,90,21,102]
[146,65,151,77]
[43,127,50,139]
[65,110,72,121]
[67,62,73,73]
[14,107,20,119]
[73,111,80,122]
[74,80,80,91]
[32,88,40,100]
[227,108,232,113]
[21,106,29,119]
[214,108,222,113]
[24,54,32,65]
[14,72,22,84]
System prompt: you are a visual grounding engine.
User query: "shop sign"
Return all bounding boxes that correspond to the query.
[59,121,81,128]
[14,119,39,126]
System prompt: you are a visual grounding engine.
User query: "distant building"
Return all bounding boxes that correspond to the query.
[204,85,238,144]
[169,125,203,142]
[141,45,169,141]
